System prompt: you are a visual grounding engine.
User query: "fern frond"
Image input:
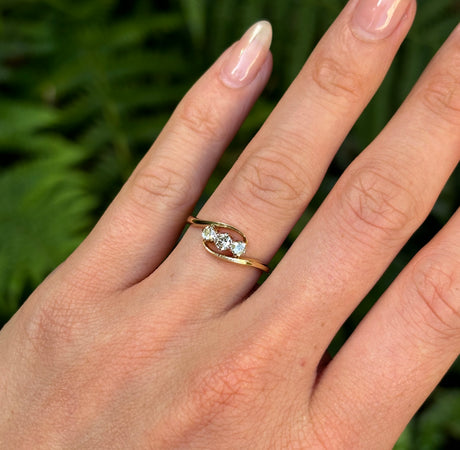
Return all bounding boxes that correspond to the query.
[0,155,94,316]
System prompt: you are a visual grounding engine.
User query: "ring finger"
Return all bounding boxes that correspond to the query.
[156,0,416,311]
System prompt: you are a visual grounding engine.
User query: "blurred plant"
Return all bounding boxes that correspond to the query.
[0,0,458,446]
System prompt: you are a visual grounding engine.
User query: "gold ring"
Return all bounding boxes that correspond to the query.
[187,216,270,272]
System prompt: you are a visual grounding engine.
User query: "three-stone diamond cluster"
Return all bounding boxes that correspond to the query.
[202,225,246,258]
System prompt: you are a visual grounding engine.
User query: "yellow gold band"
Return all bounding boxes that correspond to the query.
[187,216,270,272]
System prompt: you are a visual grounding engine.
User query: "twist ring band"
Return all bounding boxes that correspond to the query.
[187,216,270,272]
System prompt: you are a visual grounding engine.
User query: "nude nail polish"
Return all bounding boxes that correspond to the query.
[220,21,272,88]
[352,0,413,40]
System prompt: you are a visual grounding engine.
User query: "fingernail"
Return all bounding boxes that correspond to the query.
[352,0,413,40]
[220,20,272,88]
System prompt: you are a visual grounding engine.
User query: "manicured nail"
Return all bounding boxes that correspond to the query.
[352,0,412,40]
[221,20,272,88]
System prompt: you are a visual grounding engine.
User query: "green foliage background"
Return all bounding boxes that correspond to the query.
[0,0,458,447]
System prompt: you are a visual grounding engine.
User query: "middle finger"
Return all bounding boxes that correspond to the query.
[155,0,416,310]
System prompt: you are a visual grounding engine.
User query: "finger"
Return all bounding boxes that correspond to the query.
[309,208,460,448]
[248,23,460,358]
[56,22,273,292]
[156,0,416,310]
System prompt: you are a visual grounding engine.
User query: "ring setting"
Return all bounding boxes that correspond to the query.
[187,216,270,272]
[202,225,247,257]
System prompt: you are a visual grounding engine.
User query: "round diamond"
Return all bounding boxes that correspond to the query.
[202,225,217,242]
[214,233,232,251]
[231,241,246,257]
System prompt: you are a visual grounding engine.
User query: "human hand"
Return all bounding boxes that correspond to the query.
[1,0,459,447]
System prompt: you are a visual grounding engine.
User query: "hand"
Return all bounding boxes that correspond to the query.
[1,0,459,447]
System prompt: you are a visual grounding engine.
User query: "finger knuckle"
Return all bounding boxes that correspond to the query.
[185,346,278,425]
[410,252,460,337]
[130,162,195,212]
[311,53,363,105]
[191,359,255,415]
[155,350,266,447]
[22,294,84,354]
[421,71,460,126]
[338,166,418,247]
[232,146,310,219]
[177,91,224,141]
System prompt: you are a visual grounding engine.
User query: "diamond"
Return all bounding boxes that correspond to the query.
[231,241,246,257]
[214,233,232,251]
[202,225,217,242]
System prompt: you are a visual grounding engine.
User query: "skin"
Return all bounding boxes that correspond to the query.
[0,0,459,448]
